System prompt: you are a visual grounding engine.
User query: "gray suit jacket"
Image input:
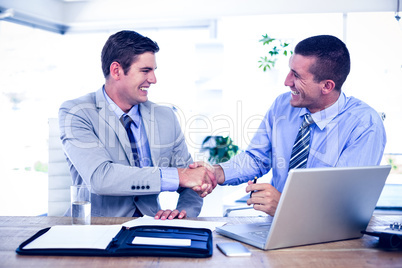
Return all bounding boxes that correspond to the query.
[59,88,202,217]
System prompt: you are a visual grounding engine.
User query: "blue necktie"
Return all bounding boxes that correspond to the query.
[289,114,314,170]
[120,114,143,217]
[120,114,141,167]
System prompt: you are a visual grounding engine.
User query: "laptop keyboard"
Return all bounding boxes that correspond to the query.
[249,230,269,239]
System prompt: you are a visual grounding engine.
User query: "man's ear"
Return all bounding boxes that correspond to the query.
[109,62,121,80]
[322,80,336,95]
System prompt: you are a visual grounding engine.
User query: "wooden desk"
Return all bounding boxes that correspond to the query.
[1,215,401,267]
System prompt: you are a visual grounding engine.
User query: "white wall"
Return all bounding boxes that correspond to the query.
[0,0,398,32]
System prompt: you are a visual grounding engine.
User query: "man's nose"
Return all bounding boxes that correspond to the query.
[148,72,157,84]
[284,72,293,87]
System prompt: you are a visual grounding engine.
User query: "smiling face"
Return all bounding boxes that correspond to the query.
[284,54,327,114]
[108,52,157,112]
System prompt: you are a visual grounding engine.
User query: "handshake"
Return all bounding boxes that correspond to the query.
[178,161,280,216]
[178,161,225,198]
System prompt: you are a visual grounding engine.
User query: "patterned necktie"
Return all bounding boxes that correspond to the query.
[120,114,140,167]
[288,114,314,170]
[120,114,143,217]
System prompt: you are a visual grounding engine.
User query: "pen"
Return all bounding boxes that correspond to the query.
[250,176,258,197]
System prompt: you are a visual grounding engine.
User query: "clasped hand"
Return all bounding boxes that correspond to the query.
[178,161,217,198]
[154,162,216,220]
[178,161,282,216]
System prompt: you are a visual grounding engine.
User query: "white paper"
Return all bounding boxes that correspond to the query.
[132,236,191,246]
[122,216,226,231]
[23,225,122,250]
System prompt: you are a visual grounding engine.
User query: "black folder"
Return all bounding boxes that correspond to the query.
[16,225,213,258]
[362,222,402,249]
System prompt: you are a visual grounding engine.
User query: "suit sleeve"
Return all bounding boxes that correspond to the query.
[158,107,203,217]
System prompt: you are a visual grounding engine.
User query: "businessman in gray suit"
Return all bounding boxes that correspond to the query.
[59,30,215,219]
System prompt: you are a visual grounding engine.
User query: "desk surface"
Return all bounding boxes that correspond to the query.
[1,215,401,267]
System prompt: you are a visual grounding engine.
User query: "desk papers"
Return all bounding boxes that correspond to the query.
[23,225,122,250]
[123,216,226,231]
[21,217,225,250]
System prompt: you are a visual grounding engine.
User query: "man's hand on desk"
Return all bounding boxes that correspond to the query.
[246,181,281,217]
[154,209,186,220]
[178,164,217,197]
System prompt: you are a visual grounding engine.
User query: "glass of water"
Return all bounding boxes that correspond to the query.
[70,185,91,225]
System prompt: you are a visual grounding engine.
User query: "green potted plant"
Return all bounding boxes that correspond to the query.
[201,136,239,164]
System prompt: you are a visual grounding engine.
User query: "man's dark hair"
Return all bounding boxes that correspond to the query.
[294,35,350,91]
[101,30,160,78]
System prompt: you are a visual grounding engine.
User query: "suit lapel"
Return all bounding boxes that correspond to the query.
[140,102,161,164]
[95,88,133,165]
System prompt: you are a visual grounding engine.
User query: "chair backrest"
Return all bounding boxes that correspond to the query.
[48,118,71,216]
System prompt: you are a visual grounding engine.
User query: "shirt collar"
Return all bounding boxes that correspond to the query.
[103,86,141,128]
[298,91,346,130]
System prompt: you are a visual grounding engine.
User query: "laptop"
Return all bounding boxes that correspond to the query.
[216,165,391,250]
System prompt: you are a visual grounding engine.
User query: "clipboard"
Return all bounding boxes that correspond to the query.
[16,225,213,258]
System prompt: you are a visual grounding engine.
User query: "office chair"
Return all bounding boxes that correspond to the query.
[48,118,71,216]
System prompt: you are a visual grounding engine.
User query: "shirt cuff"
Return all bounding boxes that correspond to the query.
[159,167,180,191]
[218,153,257,185]
[219,158,241,182]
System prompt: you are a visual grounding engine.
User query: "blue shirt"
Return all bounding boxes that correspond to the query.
[220,92,386,193]
[103,88,178,191]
